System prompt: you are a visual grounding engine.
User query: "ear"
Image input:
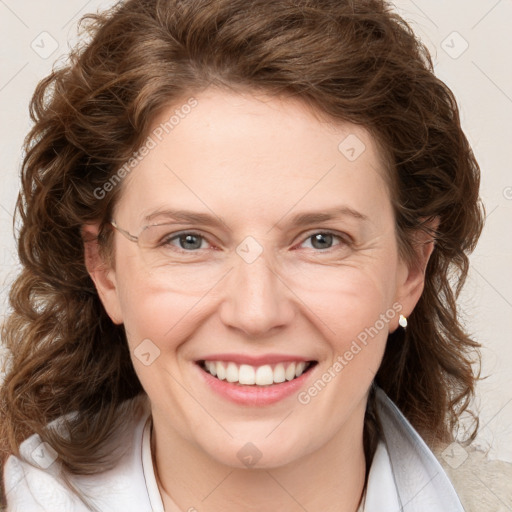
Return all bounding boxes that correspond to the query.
[82,223,123,325]
[392,216,439,330]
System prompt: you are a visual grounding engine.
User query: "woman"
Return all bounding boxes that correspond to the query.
[0,0,484,510]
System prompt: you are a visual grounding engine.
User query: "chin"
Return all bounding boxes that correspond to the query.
[199,433,311,470]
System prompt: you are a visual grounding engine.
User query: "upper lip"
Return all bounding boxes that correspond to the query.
[196,354,316,366]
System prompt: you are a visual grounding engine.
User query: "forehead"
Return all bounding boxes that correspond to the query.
[115,88,393,229]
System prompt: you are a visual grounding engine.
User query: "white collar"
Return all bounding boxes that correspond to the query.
[374,386,465,511]
[141,416,166,512]
[360,439,400,511]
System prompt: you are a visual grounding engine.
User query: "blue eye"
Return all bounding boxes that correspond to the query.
[301,232,347,251]
[163,232,209,251]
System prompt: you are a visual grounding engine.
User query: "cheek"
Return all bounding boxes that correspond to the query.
[289,257,400,382]
[114,257,197,350]
[116,281,202,401]
[120,288,196,345]
[324,283,392,368]
[292,257,399,330]
[297,272,397,407]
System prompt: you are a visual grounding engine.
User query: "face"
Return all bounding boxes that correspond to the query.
[88,87,428,469]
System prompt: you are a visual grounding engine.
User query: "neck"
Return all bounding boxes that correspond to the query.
[151,407,367,512]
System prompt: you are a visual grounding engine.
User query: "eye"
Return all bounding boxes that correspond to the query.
[299,232,348,251]
[166,232,209,251]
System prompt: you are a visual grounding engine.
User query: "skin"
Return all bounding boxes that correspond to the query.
[84,87,436,512]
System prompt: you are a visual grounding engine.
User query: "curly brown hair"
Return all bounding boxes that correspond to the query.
[1,0,484,506]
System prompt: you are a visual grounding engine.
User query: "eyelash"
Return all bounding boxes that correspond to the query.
[163,230,352,253]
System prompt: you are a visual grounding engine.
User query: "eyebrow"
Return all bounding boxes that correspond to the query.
[286,207,369,226]
[143,206,369,228]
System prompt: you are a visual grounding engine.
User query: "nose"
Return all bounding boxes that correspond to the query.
[218,247,295,338]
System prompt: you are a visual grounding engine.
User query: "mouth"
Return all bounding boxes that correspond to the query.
[196,359,318,387]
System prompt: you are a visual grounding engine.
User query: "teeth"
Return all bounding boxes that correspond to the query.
[285,363,296,381]
[202,360,312,386]
[295,361,306,377]
[255,365,273,386]
[206,361,216,376]
[226,362,239,383]
[273,363,286,383]
[216,362,226,380]
[240,364,256,385]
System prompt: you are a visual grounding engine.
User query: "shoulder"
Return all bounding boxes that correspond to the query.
[3,394,152,512]
[3,435,90,511]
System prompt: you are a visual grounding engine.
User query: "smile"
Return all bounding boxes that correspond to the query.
[198,360,317,386]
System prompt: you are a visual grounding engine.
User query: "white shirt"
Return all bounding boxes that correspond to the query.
[3,387,465,511]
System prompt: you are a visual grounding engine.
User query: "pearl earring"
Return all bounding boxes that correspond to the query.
[399,314,408,328]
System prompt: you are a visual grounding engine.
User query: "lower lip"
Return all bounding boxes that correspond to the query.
[195,362,317,406]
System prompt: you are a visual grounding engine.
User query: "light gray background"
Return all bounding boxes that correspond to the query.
[1,0,511,507]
